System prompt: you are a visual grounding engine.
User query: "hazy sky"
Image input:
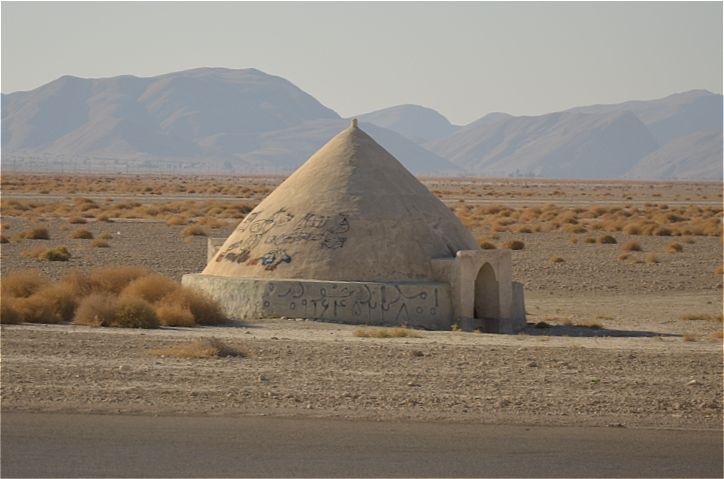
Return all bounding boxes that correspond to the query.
[2,2,721,124]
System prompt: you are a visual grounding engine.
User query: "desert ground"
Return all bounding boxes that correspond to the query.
[1,174,722,430]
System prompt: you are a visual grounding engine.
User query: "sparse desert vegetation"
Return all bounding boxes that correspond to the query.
[353,327,423,338]
[1,174,721,431]
[502,239,525,250]
[70,228,94,239]
[149,338,247,358]
[0,267,227,327]
[21,246,71,261]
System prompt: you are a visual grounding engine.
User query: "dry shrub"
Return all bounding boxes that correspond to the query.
[163,288,227,325]
[679,313,723,322]
[68,217,87,224]
[1,270,49,298]
[91,239,110,248]
[583,237,597,244]
[666,242,683,253]
[148,338,246,358]
[502,239,525,250]
[621,240,642,252]
[622,224,641,235]
[354,327,423,338]
[1,235,10,244]
[154,303,196,327]
[716,265,724,275]
[645,253,659,264]
[5,296,60,323]
[112,297,159,328]
[682,334,697,342]
[23,246,72,261]
[181,225,207,237]
[0,267,229,329]
[3,282,77,324]
[96,214,113,222]
[0,300,22,324]
[73,293,118,326]
[88,266,148,294]
[18,227,50,240]
[562,224,586,234]
[70,229,94,239]
[598,235,617,244]
[577,320,603,329]
[30,283,78,322]
[122,274,179,304]
[166,216,188,226]
[479,241,496,250]
[99,232,114,240]
[549,256,565,263]
[37,246,71,261]
[710,330,723,340]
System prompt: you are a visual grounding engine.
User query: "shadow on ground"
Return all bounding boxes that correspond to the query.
[522,323,678,338]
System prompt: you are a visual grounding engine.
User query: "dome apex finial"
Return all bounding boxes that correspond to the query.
[351,118,358,128]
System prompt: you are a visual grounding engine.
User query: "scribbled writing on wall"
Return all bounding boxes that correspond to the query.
[215,208,351,267]
[261,281,448,327]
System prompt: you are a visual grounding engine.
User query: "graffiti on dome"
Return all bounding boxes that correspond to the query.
[215,208,351,266]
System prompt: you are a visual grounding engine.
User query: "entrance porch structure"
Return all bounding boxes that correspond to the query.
[183,120,526,333]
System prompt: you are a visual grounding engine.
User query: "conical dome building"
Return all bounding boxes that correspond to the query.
[183,121,525,332]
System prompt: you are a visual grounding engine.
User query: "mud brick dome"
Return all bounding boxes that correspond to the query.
[184,121,526,332]
[202,121,480,282]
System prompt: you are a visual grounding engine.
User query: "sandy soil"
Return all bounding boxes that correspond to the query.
[1,177,722,430]
[1,313,721,430]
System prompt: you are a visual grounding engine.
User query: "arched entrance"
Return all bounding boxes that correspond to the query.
[474,263,499,319]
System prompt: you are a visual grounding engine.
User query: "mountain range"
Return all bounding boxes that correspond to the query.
[2,67,721,179]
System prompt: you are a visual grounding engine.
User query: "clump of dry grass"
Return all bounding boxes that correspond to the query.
[0,301,22,324]
[161,288,227,325]
[67,217,87,224]
[666,242,683,253]
[560,319,603,329]
[549,256,565,263]
[1,267,227,327]
[148,338,247,358]
[0,235,9,244]
[99,232,114,240]
[70,228,94,239]
[682,334,698,342]
[679,313,723,322]
[645,253,659,264]
[166,215,188,226]
[91,239,110,248]
[73,293,118,326]
[154,303,196,327]
[113,297,159,328]
[22,246,72,261]
[716,265,724,275]
[122,274,179,304]
[598,235,617,244]
[583,237,597,244]
[88,266,148,294]
[501,239,525,250]
[621,240,642,252]
[181,225,207,237]
[354,327,423,338]
[1,270,49,298]
[17,227,50,240]
[479,240,496,250]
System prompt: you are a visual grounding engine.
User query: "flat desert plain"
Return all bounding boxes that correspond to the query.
[1,175,722,430]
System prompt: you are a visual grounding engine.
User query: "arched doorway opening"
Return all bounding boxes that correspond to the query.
[474,263,499,319]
